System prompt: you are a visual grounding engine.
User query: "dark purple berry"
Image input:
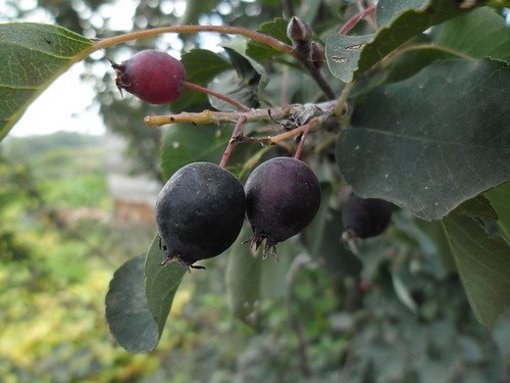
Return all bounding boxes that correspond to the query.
[155,162,246,269]
[245,157,321,253]
[342,194,394,239]
[111,49,186,104]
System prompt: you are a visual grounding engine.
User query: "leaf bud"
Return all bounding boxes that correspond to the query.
[286,16,313,44]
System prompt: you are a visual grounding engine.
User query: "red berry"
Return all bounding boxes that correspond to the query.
[111,50,186,104]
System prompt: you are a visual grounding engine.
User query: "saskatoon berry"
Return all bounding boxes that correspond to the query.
[245,157,321,252]
[155,162,246,269]
[342,194,394,239]
[111,49,186,104]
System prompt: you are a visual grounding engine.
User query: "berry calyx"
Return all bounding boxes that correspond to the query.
[155,162,246,269]
[341,194,394,239]
[245,157,321,254]
[111,49,186,104]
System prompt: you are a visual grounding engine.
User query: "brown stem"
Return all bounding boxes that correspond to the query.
[339,4,376,35]
[267,112,330,145]
[219,116,248,168]
[182,81,251,112]
[144,100,336,127]
[91,25,294,55]
[293,125,311,160]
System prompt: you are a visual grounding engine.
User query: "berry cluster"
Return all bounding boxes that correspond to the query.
[155,158,321,269]
[111,49,394,269]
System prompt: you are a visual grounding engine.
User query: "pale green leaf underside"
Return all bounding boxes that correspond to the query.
[326,0,478,82]
[0,22,93,141]
[336,58,510,220]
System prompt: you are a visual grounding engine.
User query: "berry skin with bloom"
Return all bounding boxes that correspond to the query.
[244,157,321,253]
[155,162,246,269]
[111,49,186,104]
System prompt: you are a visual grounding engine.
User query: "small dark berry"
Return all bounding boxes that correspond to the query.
[245,157,321,253]
[111,49,186,104]
[156,162,246,268]
[342,194,394,239]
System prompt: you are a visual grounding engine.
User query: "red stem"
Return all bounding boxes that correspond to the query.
[182,81,251,112]
[339,4,376,35]
[293,124,311,160]
[219,116,248,168]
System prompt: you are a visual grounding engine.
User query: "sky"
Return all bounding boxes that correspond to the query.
[10,63,105,137]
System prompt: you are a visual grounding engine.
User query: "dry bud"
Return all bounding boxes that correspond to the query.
[286,16,313,43]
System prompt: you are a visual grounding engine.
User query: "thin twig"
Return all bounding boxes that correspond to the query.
[144,100,336,127]
[91,25,294,55]
[182,81,251,112]
[266,112,331,145]
[339,4,376,35]
[219,116,248,168]
[356,0,378,31]
[293,124,311,160]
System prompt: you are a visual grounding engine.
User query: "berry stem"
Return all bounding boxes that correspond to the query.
[293,125,311,160]
[267,113,330,145]
[338,4,376,35]
[219,116,248,168]
[182,81,251,112]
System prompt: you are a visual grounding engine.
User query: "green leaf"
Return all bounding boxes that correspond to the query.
[302,185,362,279]
[144,235,187,336]
[325,0,478,82]
[485,182,510,242]
[415,219,456,271]
[326,0,427,82]
[442,212,510,327]
[225,224,295,321]
[0,23,93,141]
[246,18,291,61]
[436,7,510,61]
[159,123,231,180]
[325,34,372,83]
[349,35,456,99]
[208,47,263,111]
[171,49,231,112]
[356,0,480,79]
[455,196,497,221]
[376,0,428,27]
[225,224,262,321]
[336,58,510,220]
[105,255,160,353]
